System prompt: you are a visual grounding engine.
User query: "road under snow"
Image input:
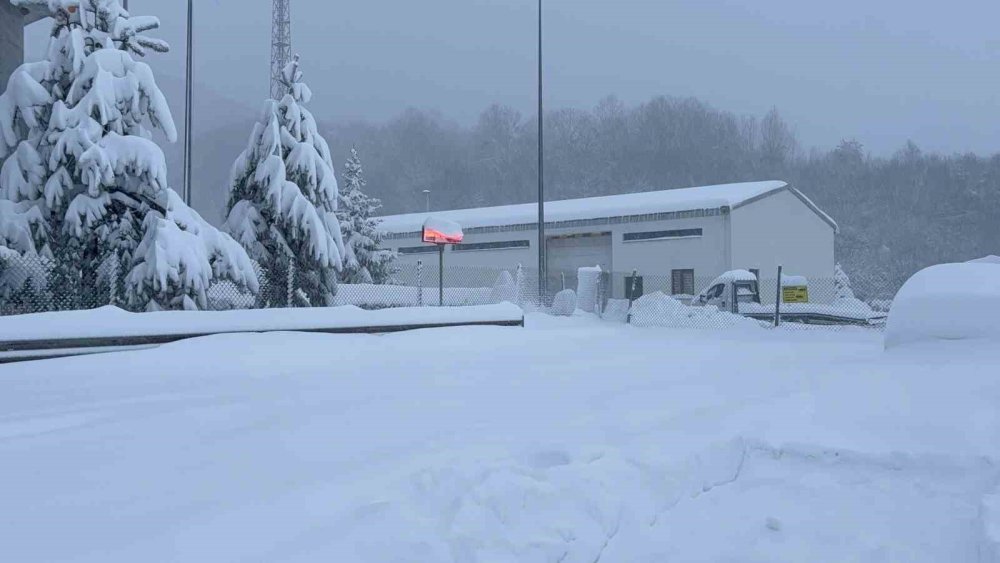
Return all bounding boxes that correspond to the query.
[2,314,999,562]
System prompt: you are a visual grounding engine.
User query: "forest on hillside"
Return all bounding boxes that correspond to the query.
[324,96,1000,289]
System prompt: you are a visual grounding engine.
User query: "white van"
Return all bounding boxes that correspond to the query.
[692,270,761,314]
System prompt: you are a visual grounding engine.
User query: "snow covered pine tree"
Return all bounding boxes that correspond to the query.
[224,55,344,307]
[0,0,257,311]
[337,147,395,284]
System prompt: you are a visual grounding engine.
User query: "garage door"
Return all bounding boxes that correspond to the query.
[546,233,612,276]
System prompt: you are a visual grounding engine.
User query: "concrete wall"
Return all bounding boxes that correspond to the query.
[1,2,24,92]
[730,189,836,299]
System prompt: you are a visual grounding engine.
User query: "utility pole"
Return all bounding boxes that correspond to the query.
[537,0,546,303]
[423,189,431,212]
[183,0,193,205]
[271,0,292,99]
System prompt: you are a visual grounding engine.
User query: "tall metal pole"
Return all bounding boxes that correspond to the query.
[537,0,546,303]
[183,0,193,205]
[423,189,431,212]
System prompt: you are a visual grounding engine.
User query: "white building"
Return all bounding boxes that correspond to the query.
[379,181,837,297]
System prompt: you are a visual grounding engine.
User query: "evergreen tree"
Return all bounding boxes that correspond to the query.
[337,147,395,284]
[834,263,856,300]
[0,0,257,311]
[224,55,344,307]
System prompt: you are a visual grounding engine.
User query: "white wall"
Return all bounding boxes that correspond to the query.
[389,229,536,272]
[611,215,728,287]
[387,213,732,297]
[730,189,836,300]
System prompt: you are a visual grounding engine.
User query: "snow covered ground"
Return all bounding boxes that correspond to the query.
[2,312,999,562]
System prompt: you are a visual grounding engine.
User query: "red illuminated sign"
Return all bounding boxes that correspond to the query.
[422,218,464,245]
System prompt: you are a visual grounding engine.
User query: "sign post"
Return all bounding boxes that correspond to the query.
[422,217,464,307]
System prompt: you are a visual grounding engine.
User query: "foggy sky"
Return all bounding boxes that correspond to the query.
[25,0,1000,155]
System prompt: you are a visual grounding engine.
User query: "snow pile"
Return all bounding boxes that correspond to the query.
[630,291,762,329]
[576,265,601,313]
[780,274,808,288]
[601,298,631,322]
[0,303,523,343]
[550,289,577,316]
[885,262,1000,348]
[969,255,1000,265]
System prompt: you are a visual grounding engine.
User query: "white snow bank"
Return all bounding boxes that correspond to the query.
[3,312,999,561]
[550,289,577,316]
[885,262,1000,348]
[0,303,523,344]
[630,291,762,329]
[969,255,1000,265]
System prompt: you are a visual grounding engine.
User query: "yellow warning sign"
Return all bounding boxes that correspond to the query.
[782,286,809,303]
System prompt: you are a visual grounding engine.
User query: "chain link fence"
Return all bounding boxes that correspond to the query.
[595,269,898,330]
[2,252,900,331]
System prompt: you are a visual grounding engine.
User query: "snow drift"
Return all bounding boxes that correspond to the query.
[885,262,1000,348]
[629,292,762,329]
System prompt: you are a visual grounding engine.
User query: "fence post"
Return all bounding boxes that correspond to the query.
[561,272,566,291]
[109,258,118,306]
[417,260,423,307]
[438,245,444,307]
[515,263,524,307]
[774,265,783,327]
[287,256,295,308]
[626,268,638,324]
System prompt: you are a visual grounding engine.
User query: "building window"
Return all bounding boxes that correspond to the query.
[453,240,530,252]
[397,245,439,255]
[623,228,703,243]
[672,269,695,295]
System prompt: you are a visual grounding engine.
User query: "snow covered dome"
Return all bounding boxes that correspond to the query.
[885,262,1000,349]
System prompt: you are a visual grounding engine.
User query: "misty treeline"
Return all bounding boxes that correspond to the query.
[325,95,1000,289]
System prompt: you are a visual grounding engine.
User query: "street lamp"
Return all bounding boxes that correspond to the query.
[183,0,193,206]
[537,0,546,303]
[422,189,431,212]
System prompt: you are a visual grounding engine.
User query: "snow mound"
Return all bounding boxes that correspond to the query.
[885,263,1000,349]
[630,292,761,329]
[576,265,601,313]
[969,255,1000,265]
[550,289,577,316]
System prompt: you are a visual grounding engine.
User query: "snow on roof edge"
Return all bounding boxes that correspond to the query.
[379,181,790,234]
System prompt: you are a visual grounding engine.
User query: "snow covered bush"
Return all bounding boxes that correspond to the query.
[885,262,1000,348]
[337,147,395,284]
[0,0,257,311]
[224,55,344,307]
[550,289,577,316]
